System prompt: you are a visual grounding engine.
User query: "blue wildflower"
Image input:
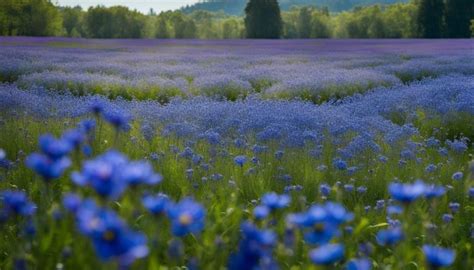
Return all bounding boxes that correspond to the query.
[121,161,162,186]
[422,245,455,268]
[233,155,247,167]
[346,258,372,270]
[71,151,128,199]
[228,221,276,270]
[448,202,460,213]
[253,205,270,220]
[61,129,86,149]
[38,134,73,160]
[309,243,344,265]
[344,184,354,192]
[424,185,446,199]
[142,193,170,215]
[0,190,36,220]
[26,153,71,180]
[62,193,82,213]
[167,198,205,237]
[389,180,426,203]
[103,110,130,131]
[451,172,463,181]
[376,228,403,246]
[333,158,347,170]
[261,192,290,210]
[75,200,149,265]
[442,214,453,223]
[320,184,331,196]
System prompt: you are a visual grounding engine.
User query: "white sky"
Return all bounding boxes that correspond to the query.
[54,0,201,13]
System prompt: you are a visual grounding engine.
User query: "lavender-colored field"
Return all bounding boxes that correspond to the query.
[0,38,474,269]
[1,37,473,102]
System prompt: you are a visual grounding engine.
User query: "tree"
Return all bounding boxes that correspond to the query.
[244,0,283,38]
[297,7,312,38]
[417,0,444,38]
[444,0,473,38]
[62,6,84,37]
[155,18,170,38]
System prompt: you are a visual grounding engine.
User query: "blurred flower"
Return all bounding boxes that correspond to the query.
[451,172,463,181]
[422,245,455,268]
[71,150,128,199]
[233,155,247,167]
[389,180,426,203]
[121,161,162,186]
[228,221,276,270]
[62,193,82,213]
[253,205,270,220]
[75,200,148,265]
[309,243,344,265]
[376,228,403,246]
[26,153,71,180]
[320,184,331,197]
[38,134,73,160]
[261,192,290,210]
[142,193,169,215]
[167,198,205,237]
[346,258,372,270]
[442,214,453,223]
[0,190,36,220]
[424,185,446,199]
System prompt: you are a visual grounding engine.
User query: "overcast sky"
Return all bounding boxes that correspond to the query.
[54,0,200,13]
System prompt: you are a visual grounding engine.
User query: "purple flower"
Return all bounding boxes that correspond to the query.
[121,161,162,186]
[451,171,463,181]
[233,155,247,167]
[38,134,73,160]
[253,205,270,220]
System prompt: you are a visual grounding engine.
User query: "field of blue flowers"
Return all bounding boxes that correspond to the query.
[0,37,473,270]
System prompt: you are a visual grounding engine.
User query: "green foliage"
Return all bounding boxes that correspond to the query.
[0,0,62,36]
[85,6,146,38]
[245,0,283,38]
[417,0,444,38]
[444,0,473,38]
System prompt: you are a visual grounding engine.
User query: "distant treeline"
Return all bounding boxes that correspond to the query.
[0,0,472,38]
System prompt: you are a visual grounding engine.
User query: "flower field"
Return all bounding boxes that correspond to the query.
[0,37,473,269]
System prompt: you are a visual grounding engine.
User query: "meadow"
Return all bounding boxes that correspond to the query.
[0,37,473,269]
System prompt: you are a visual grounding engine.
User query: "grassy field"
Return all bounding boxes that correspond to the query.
[0,38,473,269]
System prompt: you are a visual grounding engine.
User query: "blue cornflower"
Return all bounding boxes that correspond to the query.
[121,161,162,186]
[234,155,247,167]
[62,129,86,149]
[451,172,463,181]
[448,202,460,213]
[253,205,270,220]
[261,192,290,210]
[71,151,128,199]
[320,184,331,196]
[469,187,474,198]
[274,150,284,160]
[344,184,354,192]
[424,185,446,199]
[78,119,96,133]
[0,190,36,220]
[375,200,385,210]
[357,186,367,194]
[62,193,82,213]
[387,205,403,215]
[26,153,71,180]
[309,243,344,265]
[422,245,455,268]
[75,200,149,265]
[39,134,73,160]
[389,180,426,203]
[333,158,347,170]
[442,214,453,223]
[0,149,5,160]
[142,193,170,215]
[228,221,277,270]
[346,258,372,270]
[103,110,130,131]
[376,228,403,246]
[167,198,205,237]
[425,164,437,173]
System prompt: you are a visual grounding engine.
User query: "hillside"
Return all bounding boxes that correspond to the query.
[181,0,408,15]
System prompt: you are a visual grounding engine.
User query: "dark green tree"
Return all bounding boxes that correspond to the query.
[416,0,444,38]
[244,0,283,38]
[155,18,170,38]
[62,6,84,37]
[297,7,312,38]
[444,0,473,38]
